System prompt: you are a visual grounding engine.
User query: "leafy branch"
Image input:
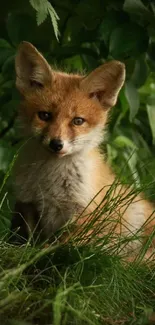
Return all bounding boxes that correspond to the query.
[29,0,60,40]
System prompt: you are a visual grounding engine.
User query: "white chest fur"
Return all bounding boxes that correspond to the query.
[13,140,94,233]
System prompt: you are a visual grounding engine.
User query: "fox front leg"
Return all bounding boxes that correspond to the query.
[9,201,41,244]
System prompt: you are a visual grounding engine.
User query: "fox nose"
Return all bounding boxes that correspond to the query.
[49,139,64,152]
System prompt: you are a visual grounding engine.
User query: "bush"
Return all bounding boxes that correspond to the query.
[1,2,155,324]
[0,0,155,233]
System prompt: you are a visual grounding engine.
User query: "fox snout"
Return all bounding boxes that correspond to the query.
[49,138,64,152]
[43,136,69,156]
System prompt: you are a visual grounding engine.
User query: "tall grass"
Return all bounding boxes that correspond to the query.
[0,153,155,325]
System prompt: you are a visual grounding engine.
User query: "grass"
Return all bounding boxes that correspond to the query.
[0,240,155,325]
[0,154,155,325]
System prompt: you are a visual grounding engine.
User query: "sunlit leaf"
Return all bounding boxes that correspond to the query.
[29,0,59,40]
[48,4,60,41]
[125,81,140,121]
[113,136,137,149]
[147,104,155,144]
[36,10,47,25]
[123,0,153,21]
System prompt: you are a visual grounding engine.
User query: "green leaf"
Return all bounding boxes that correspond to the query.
[62,55,83,72]
[123,0,153,21]
[29,0,45,11]
[147,104,155,144]
[76,0,103,30]
[113,136,137,149]
[2,56,15,80]
[47,3,60,41]
[131,57,149,88]
[98,11,122,46]
[82,54,98,71]
[62,17,83,46]
[148,42,155,66]
[106,144,118,164]
[151,2,155,15]
[0,39,11,49]
[29,0,59,40]
[7,13,36,45]
[36,10,47,25]
[125,81,140,121]
[0,100,18,121]
[0,39,14,67]
[0,141,16,172]
[1,80,14,91]
[147,94,155,106]
[109,23,148,59]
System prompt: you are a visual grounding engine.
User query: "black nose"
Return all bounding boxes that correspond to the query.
[49,139,64,152]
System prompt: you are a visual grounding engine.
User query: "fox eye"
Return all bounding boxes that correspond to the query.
[38,111,52,121]
[72,117,85,126]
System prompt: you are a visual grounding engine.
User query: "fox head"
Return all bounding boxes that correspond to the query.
[15,42,125,157]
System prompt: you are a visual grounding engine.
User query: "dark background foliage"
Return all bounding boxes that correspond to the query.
[1,0,155,235]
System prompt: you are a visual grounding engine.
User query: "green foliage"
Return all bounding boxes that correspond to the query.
[0,1,155,322]
[29,0,60,40]
[0,0,155,229]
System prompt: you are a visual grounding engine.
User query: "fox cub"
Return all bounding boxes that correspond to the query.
[11,42,155,257]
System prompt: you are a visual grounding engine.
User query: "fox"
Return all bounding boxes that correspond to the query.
[11,41,155,259]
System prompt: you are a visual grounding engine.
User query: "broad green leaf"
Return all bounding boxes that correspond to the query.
[1,81,14,91]
[113,136,137,149]
[109,23,148,59]
[147,95,155,106]
[0,39,14,67]
[151,2,155,15]
[147,104,155,144]
[0,141,16,172]
[62,55,83,72]
[148,42,155,69]
[82,54,98,71]
[123,0,153,21]
[106,144,118,164]
[139,75,155,96]
[98,11,122,45]
[131,57,149,88]
[63,17,83,45]
[0,100,18,120]
[7,13,36,45]
[125,81,140,121]
[0,39,11,49]
[2,56,15,80]
[76,0,103,30]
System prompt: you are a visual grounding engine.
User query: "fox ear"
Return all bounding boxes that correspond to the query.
[80,61,125,109]
[15,42,52,94]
